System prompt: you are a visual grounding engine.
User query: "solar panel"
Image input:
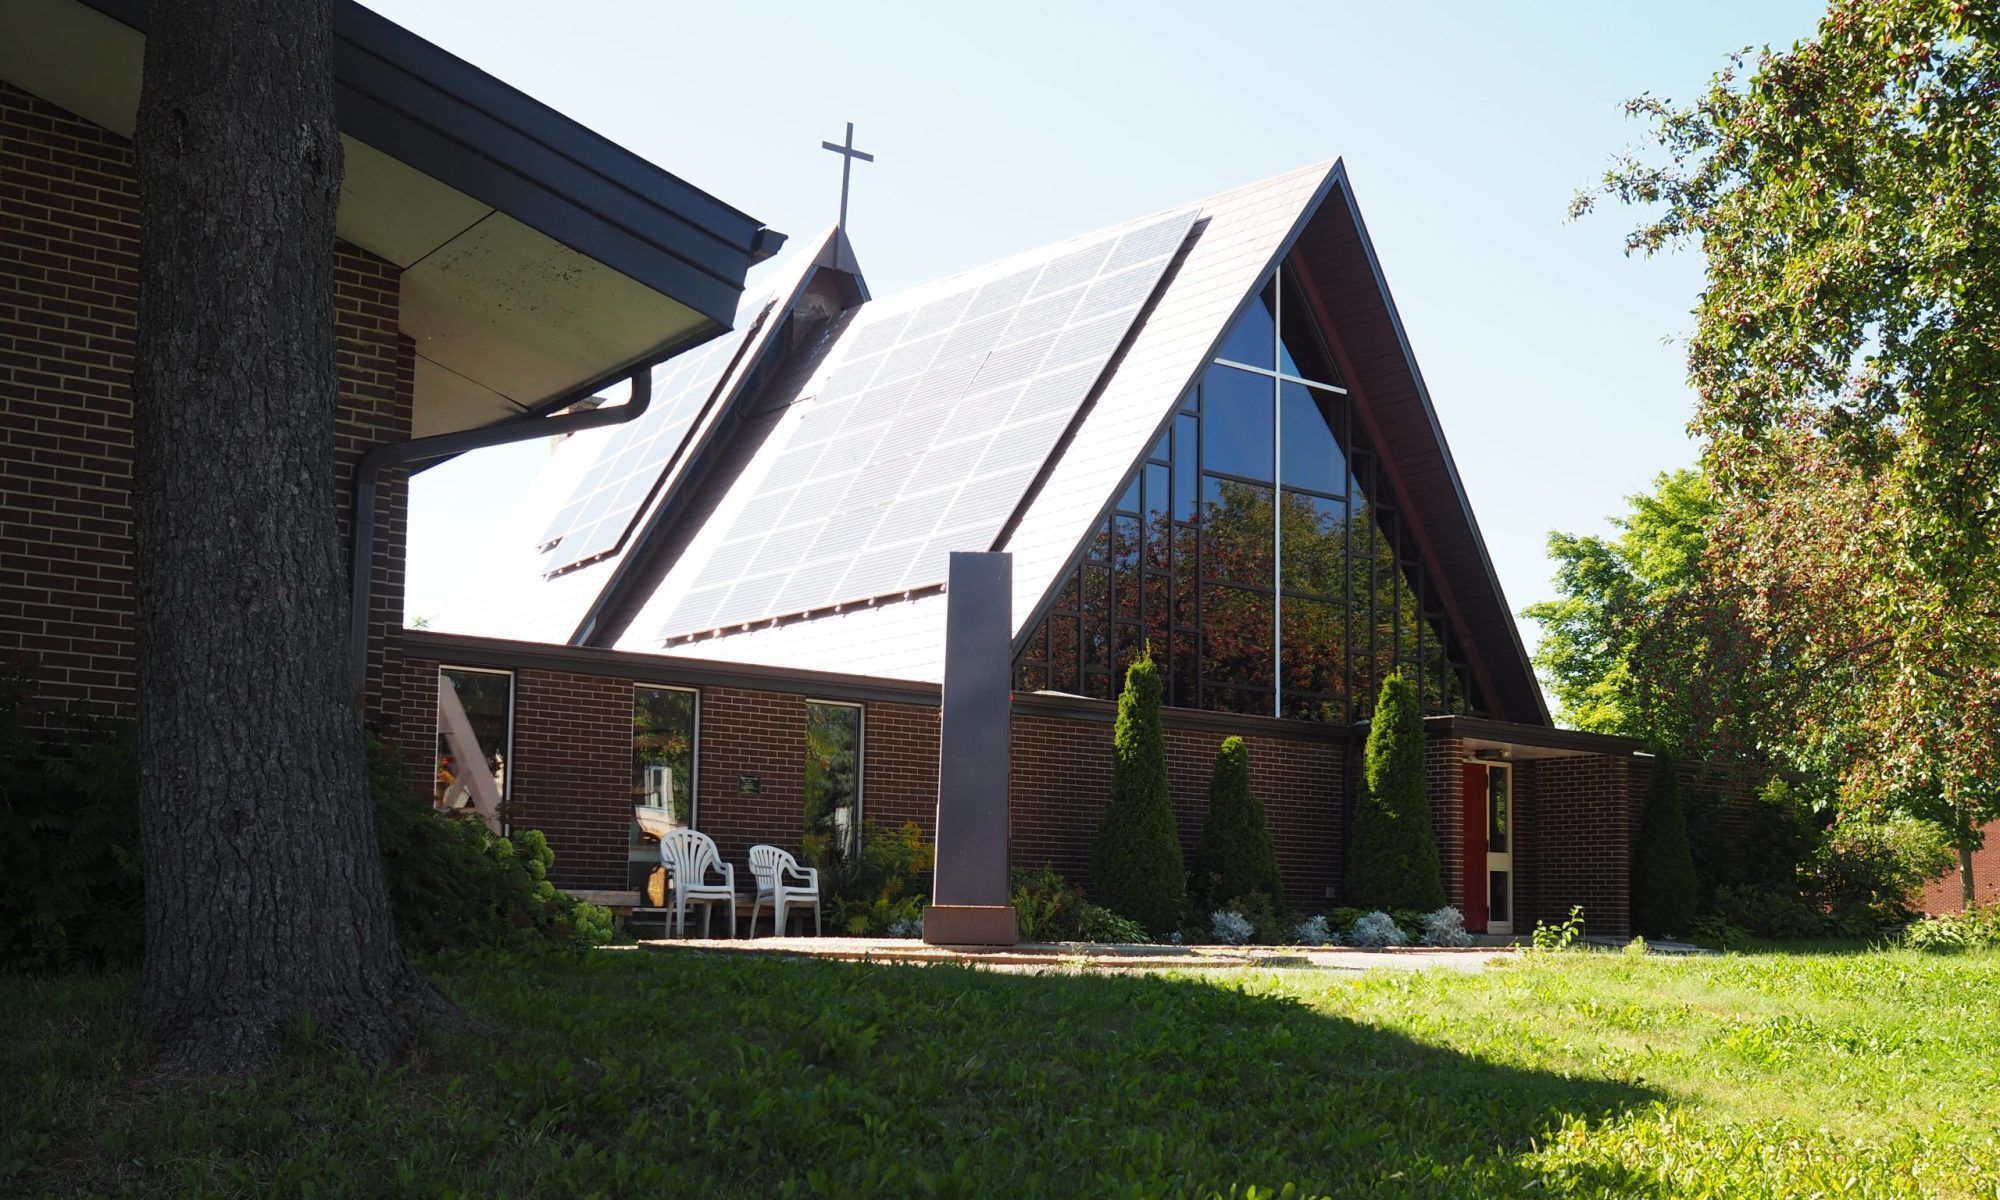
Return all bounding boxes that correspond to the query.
[663,208,1197,640]
[536,298,772,576]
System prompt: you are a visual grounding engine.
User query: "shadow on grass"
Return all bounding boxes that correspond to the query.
[5,952,1666,1197]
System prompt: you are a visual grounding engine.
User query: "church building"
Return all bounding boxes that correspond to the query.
[414,161,1652,936]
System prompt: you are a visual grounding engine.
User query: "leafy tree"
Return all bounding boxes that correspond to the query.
[1192,736,1284,915]
[1576,0,2000,904]
[1632,758,1699,936]
[1092,651,1187,934]
[1345,673,1446,911]
[131,0,452,1072]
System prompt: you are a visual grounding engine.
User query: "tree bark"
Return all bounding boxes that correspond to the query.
[132,0,451,1074]
[1961,843,1976,912]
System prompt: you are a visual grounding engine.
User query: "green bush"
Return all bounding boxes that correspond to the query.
[807,820,932,935]
[1632,756,1698,936]
[1711,883,1821,940]
[1344,673,1445,912]
[370,738,610,951]
[1010,865,1146,943]
[0,663,142,974]
[1903,903,2000,952]
[1191,736,1284,917]
[1091,652,1186,935]
[1806,811,1955,928]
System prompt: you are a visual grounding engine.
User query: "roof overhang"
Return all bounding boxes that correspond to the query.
[1,0,785,435]
[1424,715,1640,760]
[1289,165,1550,726]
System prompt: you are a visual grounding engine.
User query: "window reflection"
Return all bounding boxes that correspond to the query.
[1012,263,1476,722]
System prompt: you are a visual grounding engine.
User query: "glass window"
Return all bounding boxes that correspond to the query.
[803,702,863,864]
[631,685,698,890]
[1200,583,1275,691]
[1279,268,1342,386]
[1200,477,1275,584]
[1214,278,1276,368]
[1488,766,1510,854]
[1279,382,1347,497]
[1278,491,1347,596]
[435,667,511,816]
[1199,365,1274,481]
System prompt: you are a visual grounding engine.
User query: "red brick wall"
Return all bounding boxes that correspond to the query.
[0,80,413,723]
[1535,754,1635,937]
[1919,818,2000,913]
[1425,737,1467,912]
[1002,705,1346,912]
[396,655,943,894]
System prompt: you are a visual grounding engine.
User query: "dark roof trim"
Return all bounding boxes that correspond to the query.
[404,630,941,708]
[1318,169,1547,724]
[1424,715,1641,757]
[86,0,782,326]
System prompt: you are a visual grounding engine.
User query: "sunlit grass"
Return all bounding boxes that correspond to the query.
[3,947,1996,1197]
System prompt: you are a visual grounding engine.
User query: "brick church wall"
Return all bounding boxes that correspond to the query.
[0,80,414,725]
[1010,698,1346,912]
[397,647,1351,907]
[1534,754,1636,937]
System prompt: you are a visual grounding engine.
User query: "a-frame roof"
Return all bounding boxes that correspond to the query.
[428,162,1548,726]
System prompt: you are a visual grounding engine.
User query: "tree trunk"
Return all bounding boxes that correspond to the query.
[132,0,451,1074]
[1961,843,1976,912]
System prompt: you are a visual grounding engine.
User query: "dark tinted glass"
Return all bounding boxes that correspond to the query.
[1279,491,1347,595]
[1200,365,1274,481]
[1279,382,1346,496]
[1279,269,1342,385]
[1200,478,1274,583]
[1215,278,1276,368]
[803,702,862,862]
[1200,583,1274,690]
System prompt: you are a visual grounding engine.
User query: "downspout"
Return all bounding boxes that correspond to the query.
[347,368,654,686]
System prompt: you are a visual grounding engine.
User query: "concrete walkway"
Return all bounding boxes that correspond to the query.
[629,935,1514,973]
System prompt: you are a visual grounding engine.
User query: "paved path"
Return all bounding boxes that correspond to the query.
[628,935,1513,973]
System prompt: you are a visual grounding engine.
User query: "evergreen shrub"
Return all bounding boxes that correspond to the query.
[1345,673,1445,912]
[1091,652,1186,935]
[1192,736,1284,917]
[1632,756,1699,936]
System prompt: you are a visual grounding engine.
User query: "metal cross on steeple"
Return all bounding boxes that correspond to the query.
[820,121,873,232]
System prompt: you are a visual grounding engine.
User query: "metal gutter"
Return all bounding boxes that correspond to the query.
[348,370,653,684]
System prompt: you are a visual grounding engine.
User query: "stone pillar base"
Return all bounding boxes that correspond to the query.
[922,904,1018,946]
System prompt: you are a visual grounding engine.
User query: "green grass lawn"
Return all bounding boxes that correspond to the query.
[4,947,1997,1198]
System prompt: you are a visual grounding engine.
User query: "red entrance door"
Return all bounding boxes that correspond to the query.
[1461,762,1488,932]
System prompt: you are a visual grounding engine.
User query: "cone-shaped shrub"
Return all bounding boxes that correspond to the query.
[1192,736,1284,915]
[1345,672,1446,911]
[1092,652,1186,935]
[1633,755,1698,935]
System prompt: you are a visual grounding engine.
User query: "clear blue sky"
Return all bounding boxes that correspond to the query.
[390,0,1825,662]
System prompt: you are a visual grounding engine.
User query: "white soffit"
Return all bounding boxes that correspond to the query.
[2,0,708,433]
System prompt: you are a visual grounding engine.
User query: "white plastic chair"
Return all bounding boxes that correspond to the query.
[747,844,821,938]
[659,829,737,939]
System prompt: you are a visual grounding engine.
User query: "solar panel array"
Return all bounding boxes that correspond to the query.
[661,209,1197,639]
[537,300,771,576]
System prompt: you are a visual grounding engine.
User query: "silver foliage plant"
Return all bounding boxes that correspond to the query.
[886,915,923,939]
[1292,914,1339,947]
[1420,906,1472,948]
[1209,909,1256,945]
[1347,910,1408,948]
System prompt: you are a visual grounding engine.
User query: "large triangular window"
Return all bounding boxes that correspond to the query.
[1012,263,1479,721]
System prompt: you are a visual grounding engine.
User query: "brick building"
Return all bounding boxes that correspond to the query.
[10,2,1865,943]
